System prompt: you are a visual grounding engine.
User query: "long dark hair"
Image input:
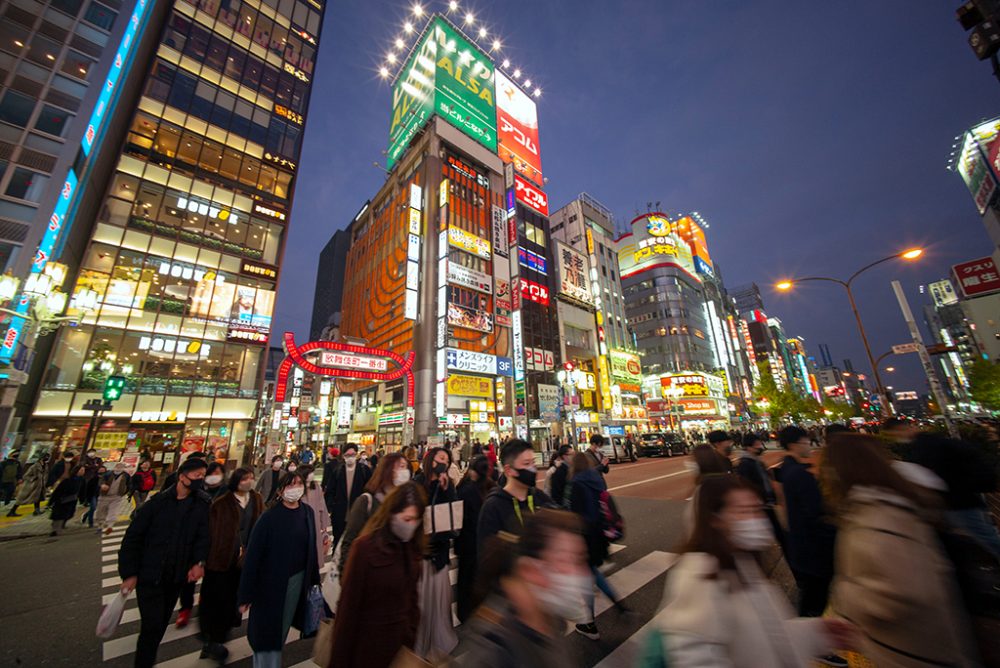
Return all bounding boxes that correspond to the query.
[360,481,427,553]
[227,467,254,493]
[365,452,408,494]
[420,446,452,481]
[692,443,730,484]
[680,475,760,573]
[820,433,922,513]
[268,470,307,507]
[459,455,495,500]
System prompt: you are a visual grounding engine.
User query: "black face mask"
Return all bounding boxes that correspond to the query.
[513,467,537,488]
[186,477,205,493]
[433,462,448,475]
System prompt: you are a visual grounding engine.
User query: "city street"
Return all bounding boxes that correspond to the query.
[0,452,794,668]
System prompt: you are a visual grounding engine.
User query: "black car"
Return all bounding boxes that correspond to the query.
[638,432,689,457]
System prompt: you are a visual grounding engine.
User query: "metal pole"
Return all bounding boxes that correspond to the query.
[890,281,958,438]
[569,383,578,448]
[844,283,891,415]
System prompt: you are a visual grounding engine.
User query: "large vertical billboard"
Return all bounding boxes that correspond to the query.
[956,118,1000,215]
[495,70,542,185]
[387,16,497,168]
[555,242,593,305]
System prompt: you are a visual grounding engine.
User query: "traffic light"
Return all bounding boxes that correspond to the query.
[103,375,125,402]
[957,0,1000,60]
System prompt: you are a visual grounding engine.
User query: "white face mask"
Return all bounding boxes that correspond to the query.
[272,461,283,470]
[344,455,357,466]
[728,517,774,551]
[287,464,297,472]
[282,486,305,503]
[205,474,223,485]
[390,515,418,542]
[393,468,410,487]
[537,572,590,621]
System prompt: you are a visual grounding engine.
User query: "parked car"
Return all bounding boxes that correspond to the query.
[638,432,689,457]
[600,436,637,464]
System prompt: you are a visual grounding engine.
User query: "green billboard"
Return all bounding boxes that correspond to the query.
[387,16,497,168]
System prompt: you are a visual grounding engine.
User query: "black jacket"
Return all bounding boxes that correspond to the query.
[777,456,836,578]
[477,486,553,554]
[735,454,776,505]
[549,463,570,507]
[326,463,371,540]
[417,474,458,571]
[118,485,211,585]
[570,469,609,566]
[50,476,84,521]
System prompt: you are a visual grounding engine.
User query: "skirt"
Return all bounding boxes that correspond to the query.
[414,560,458,660]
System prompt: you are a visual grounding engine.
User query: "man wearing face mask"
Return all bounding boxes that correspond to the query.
[477,440,553,554]
[256,455,285,505]
[118,457,211,668]
[735,433,785,552]
[326,443,371,546]
[464,509,591,665]
[706,430,735,473]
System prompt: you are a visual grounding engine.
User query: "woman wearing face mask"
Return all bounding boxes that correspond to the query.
[413,446,459,659]
[546,445,574,506]
[238,471,321,668]
[337,452,409,577]
[130,459,157,513]
[255,455,285,505]
[326,444,371,547]
[203,462,227,501]
[464,509,591,665]
[327,482,426,668]
[650,475,857,666]
[298,465,332,569]
[454,455,495,622]
[199,468,264,664]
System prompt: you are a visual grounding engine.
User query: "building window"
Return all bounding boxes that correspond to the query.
[83,2,117,31]
[51,0,85,16]
[5,167,49,202]
[34,105,71,136]
[60,50,94,80]
[0,90,35,127]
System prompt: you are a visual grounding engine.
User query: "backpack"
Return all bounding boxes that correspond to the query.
[136,470,154,492]
[599,489,625,541]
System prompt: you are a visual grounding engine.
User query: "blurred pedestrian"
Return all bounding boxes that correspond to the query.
[130,459,157,512]
[48,465,85,536]
[455,455,495,622]
[7,453,47,517]
[337,452,409,576]
[202,462,227,501]
[255,455,284,505]
[545,445,573,505]
[327,482,426,667]
[200,467,263,664]
[706,430,735,472]
[80,464,105,527]
[47,449,75,488]
[478,439,553,550]
[96,462,131,535]
[118,457,210,668]
[325,443,371,546]
[586,434,610,476]
[299,465,332,569]
[463,509,591,665]
[822,434,981,667]
[238,472,321,668]
[651,475,856,666]
[736,432,785,551]
[1,450,22,507]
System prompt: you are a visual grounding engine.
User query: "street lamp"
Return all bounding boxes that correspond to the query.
[556,365,583,448]
[664,385,685,433]
[774,247,923,416]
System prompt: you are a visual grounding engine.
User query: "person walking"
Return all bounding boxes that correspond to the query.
[49,464,85,536]
[255,455,284,505]
[96,463,131,535]
[455,455,495,622]
[299,465,332,569]
[203,462,227,501]
[118,458,210,668]
[199,468,263,664]
[46,449,74,488]
[568,452,623,640]
[413,447,459,659]
[80,464,105,527]
[706,430,735,472]
[327,482,427,668]
[775,426,838,629]
[546,445,573,507]
[337,452,409,575]
[177,461,222,627]
[1,450,22,507]
[7,453,48,517]
[478,439,553,550]
[735,432,785,551]
[822,434,982,667]
[130,459,157,513]
[238,472,321,668]
[585,434,610,477]
[325,443,370,546]
[651,475,856,666]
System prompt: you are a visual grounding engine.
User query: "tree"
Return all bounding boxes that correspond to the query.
[968,360,1000,411]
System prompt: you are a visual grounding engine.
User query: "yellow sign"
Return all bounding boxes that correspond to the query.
[447,374,494,398]
[440,179,449,208]
[448,226,491,259]
[408,208,421,235]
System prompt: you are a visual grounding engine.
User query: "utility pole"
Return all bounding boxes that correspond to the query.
[890,281,959,438]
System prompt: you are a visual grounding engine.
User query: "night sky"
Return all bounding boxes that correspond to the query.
[276,0,997,396]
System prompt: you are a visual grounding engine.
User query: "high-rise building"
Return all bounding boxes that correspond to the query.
[310,224,353,340]
[21,0,327,465]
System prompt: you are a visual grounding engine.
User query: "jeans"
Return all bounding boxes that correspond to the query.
[81,496,98,527]
[135,579,183,668]
[584,564,620,622]
[948,508,1000,560]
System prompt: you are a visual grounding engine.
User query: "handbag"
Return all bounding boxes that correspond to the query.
[424,500,463,535]
[311,617,334,668]
[96,590,129,638]
[301,584,325,637]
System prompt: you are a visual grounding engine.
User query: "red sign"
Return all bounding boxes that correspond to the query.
[952,256,1000,297]
[520,278,550,306]
[495,71,543,186]
[514,174,549,217]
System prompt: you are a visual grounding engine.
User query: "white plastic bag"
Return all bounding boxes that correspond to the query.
[322,542,342,612]
[96,590,129,638]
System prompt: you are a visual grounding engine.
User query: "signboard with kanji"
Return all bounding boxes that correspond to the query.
[952,256,1000,297]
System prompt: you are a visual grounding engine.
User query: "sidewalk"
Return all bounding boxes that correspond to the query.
[0,501,127,541]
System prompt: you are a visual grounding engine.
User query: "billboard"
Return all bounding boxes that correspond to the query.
[495,70,542,185]
[556,242,593,305]
[448,301,493,332]
[447,373,494,398]
[609,351,642,387]
[514,173,549,216]
[448,263,492,293]
[618,212,699,280]
[952,256,1000,297]
[387,16,497,168]
[446,348,513,376]
[448,226,491,259]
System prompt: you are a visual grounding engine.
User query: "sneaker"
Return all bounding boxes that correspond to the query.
[817,655,849,667]
[176,608,192,629]
[574,622,600,640]
[103,526,114,536]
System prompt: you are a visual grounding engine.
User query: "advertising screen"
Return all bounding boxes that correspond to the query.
[190,278,275,331]
[387,16,497,168]
[448,226,492,259]
[618,213,699,280]
[957,118,1000,215]
[556,242,593,305]
[448,302,493,332]
[495,70,542,185]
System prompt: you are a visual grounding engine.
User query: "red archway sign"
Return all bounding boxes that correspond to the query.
[275,332,415,406]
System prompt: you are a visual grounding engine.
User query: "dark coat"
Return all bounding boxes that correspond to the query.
[455,479,488,561]
[549,463,570,507]
[326,463,371,540]
[206,490,264,571]
[328,528,421,668]
[477,486,553,554]
[118,485,211,585]
[777,455,836,578]
[416,474,457,570]
[238,502,321,652]
[735,454,776,505]
[570,468,609,567]
[50,476,84,521]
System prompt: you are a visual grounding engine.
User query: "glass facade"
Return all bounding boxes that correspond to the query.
[29,0,324,467]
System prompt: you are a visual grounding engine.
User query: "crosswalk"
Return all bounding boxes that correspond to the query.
[99,525,677,668]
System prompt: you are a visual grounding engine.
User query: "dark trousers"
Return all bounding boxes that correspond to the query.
[455,549,477,623]
[199,567,241,643]
[135,580,183,668]
[179,580,195,610]
[764,507,787,554]
[793,572,832,617]
[0,482,14,504]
